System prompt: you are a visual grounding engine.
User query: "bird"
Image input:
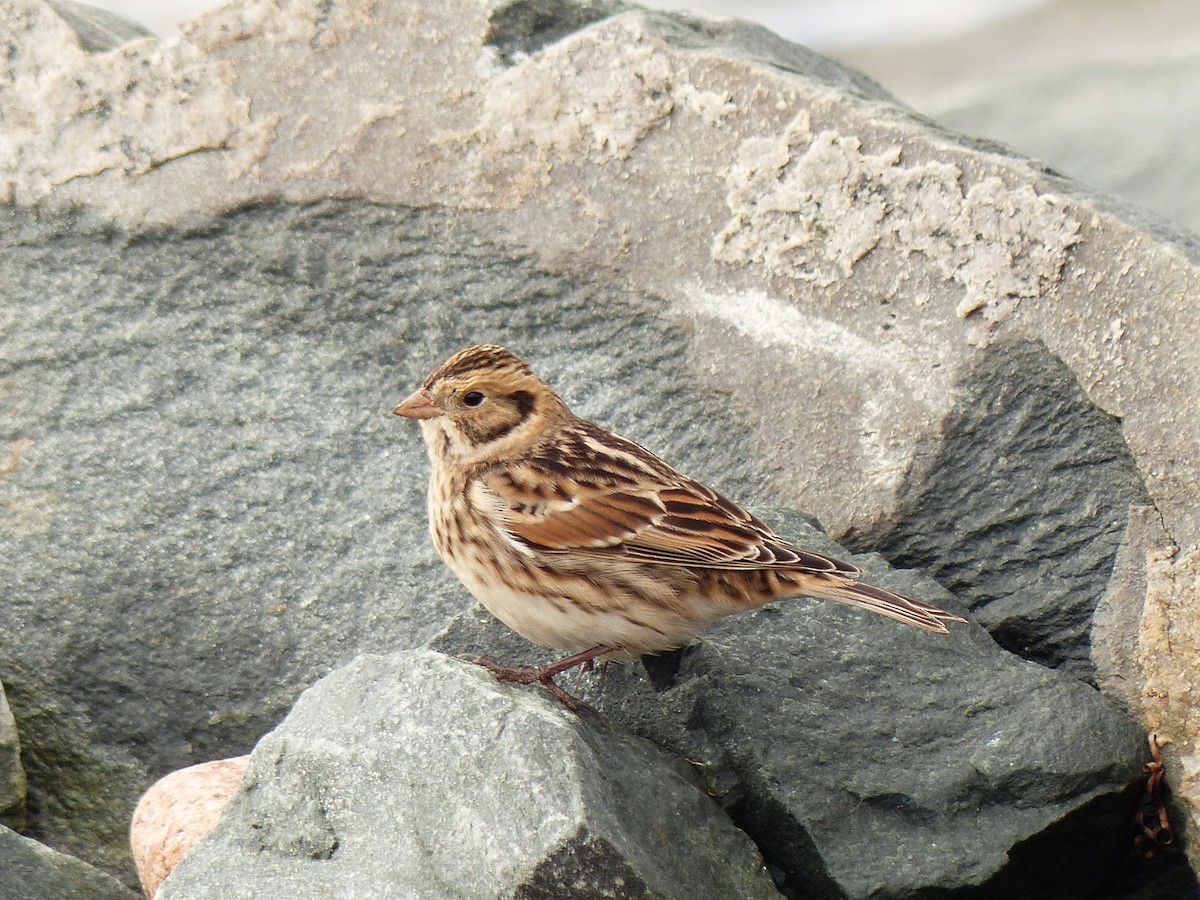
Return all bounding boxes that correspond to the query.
[394,344,964,708]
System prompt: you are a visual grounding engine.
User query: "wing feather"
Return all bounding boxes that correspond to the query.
[480,444,861,578]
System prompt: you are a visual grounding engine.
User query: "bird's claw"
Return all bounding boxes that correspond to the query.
[471,655,586,711]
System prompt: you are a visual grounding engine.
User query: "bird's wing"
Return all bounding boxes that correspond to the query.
[477,463,861,576]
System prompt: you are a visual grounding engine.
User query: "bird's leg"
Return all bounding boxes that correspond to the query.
[473,645,612,711]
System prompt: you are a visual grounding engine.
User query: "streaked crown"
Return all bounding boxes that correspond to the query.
[424,345,535,390]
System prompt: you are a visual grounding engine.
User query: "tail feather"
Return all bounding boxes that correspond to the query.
[809,576,966,633]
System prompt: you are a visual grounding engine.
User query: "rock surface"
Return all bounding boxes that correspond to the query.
[1,0,1198,888]
[435,509,1149,899]
[849,338,1150,680]
[157,651,780,900]
[0,684,25,834]
[130,756,249,899]
[0,824,139,900]
[837,0,1200,236]
[0,197,768,881]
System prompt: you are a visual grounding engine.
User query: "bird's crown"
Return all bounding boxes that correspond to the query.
[423,344,535,389]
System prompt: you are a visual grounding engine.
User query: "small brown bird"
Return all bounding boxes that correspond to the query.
[395,345,963,707]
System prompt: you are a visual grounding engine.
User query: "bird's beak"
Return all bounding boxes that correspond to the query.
[393,389,443,420]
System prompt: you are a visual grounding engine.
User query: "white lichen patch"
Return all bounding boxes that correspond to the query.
[713,111,1082,338]
[478,16,737,166]
[479,19,676,162]
[0,1,270,208]
[673,83,738,125]
[1102,316,1128,368]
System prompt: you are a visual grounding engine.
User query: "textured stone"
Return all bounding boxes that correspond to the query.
[837,0,1200,236]
[435,508,1149,899]
[2,0,1200,884]
[158,652,780,900]
[40,0,155,51]
[835,0,1200,875]
[851,338,1150,680]
[130,756,249,899]
[0,200,766,880]
[0,684,25,834]
[0,825,138,900]
[925,57,1200,238]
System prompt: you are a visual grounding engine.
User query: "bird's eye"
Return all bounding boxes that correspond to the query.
[463,391,486,408]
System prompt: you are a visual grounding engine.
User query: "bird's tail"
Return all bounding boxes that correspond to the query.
[808,576,966,633]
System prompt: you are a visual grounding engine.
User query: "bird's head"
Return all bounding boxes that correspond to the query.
[394,345,565,465]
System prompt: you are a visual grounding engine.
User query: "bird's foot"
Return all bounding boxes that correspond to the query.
[472,645,612,712]
[472,657,585,710]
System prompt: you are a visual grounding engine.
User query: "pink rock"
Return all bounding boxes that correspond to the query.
[130,755,250,899]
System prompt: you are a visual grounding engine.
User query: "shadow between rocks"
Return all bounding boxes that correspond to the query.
[846,339,1151,683]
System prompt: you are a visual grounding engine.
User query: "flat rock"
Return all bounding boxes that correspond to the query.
[434,509,1151,899]
[158,651,780,900]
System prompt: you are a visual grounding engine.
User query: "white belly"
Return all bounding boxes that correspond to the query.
[445,550,720,656]
[456,565,667,654]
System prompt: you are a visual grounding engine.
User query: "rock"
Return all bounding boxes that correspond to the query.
[923,56,1200,238]
[837,0,1200,236]
[836,0,1200,874]
[0,824,139,900]
[0,197,757,881]
[848,338,1150,681]
[40,0,155,51]
[1,0,1199,884]
[157,651,780,900]
[434,508,1150,899]
[130,756,250,899]
[0,683,26,833]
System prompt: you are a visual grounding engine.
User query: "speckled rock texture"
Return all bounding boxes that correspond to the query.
[156,652,780,900]
[0,684,26,834]
[0,824,138,900]
[1,0,1198,891]
[130,756,249,899]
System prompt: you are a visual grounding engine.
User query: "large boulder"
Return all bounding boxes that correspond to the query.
[157,651,780,899]
[1,0,1197,887]
[434,510,1148,899]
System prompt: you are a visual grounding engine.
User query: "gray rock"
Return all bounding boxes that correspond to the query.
[847,338,1150,680]
[0,684,25,833]
[0,200,766,880]
[0,825,138,900]
[486,0,633,64]
[159,651,780,900]
[1091,506,1166,716]
[434,508,1148,899]
[927,56,1200,238]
